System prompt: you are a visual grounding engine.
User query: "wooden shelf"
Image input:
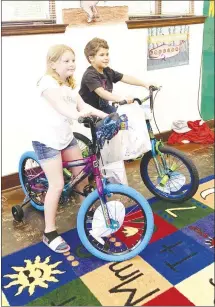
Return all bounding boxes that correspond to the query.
[126,15,207,29]
[2,23,68,36]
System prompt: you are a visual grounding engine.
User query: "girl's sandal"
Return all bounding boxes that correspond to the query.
[43,232,70,253]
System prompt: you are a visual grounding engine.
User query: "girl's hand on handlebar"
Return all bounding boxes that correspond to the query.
[79,110,93,118]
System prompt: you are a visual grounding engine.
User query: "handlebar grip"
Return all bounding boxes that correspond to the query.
[78,116,85,124]
[78,116,94,124]
[133,98,142,105]
[149,85,159,91]
[112,100,127,107]
[119,100,128,105]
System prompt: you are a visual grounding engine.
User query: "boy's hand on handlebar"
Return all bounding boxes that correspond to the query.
[114,96,127,103]
[144,83,161,91]
[125,96,135,104]
[117,96,135,104]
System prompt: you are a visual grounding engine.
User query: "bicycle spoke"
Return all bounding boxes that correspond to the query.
[22,158,48,206]
[84,193,147,256]
[146,150,193,198]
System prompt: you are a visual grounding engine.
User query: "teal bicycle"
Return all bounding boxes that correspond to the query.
[75,86,199,203]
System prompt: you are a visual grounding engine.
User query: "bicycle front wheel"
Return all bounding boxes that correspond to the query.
[140,145,199,202]
[77,184,154,262]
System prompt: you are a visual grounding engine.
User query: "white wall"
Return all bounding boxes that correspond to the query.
[2,19,204,176]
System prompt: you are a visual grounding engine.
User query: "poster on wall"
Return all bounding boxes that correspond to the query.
[147,26,189,71]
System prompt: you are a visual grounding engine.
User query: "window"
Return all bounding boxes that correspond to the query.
[160,0,194,15]
[127,0,194,17]
[106,1,156,16]
[127,1,204,30]
[2,1,56,25]
[1,1,67,36]
[128,1,156,16]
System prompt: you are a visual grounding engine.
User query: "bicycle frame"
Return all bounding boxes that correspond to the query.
[28,123,114,228]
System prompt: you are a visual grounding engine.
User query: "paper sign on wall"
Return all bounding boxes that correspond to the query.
[147,25,189,71]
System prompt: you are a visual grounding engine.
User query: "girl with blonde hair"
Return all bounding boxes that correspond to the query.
[32,44,107,253]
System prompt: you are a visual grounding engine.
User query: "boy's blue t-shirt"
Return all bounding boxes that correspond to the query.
[79,66,123,110]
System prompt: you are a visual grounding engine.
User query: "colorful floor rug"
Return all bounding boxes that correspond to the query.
[2,175,215,306]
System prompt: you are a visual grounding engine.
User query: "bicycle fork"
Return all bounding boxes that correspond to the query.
[152,140,178,187]
[95,175,119,230]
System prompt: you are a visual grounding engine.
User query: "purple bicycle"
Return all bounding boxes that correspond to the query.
[12,113,154,262]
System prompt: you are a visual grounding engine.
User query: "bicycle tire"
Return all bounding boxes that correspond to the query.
[77,183,154,262]
[140,145,199,202]
[19,151,45,211]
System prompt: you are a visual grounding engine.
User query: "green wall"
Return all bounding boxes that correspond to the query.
[201,0,214,120]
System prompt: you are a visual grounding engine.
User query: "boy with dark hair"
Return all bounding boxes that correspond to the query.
[79,37,154,114]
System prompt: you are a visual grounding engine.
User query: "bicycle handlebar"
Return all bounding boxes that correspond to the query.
[112,99,127,108]
[149,85,160,92]
[78,113,120,129]
[78,116,93,124]
[78,115,101,125]
[111,86,161,108]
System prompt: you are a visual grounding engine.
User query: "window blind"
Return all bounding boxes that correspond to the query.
[161,0,194,15]
[2,1,56,23]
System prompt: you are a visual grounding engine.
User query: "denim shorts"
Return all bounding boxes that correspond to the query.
[32,138,78,163]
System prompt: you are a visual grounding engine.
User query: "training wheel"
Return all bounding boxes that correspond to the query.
[12,205,24,222]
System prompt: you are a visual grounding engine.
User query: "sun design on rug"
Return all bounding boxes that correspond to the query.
[3,255,65,296]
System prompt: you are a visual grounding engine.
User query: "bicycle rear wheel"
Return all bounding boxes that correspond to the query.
[74,132,91,158]
[77,184,154,262]
[19,151,47,211]
[19,151,74,211]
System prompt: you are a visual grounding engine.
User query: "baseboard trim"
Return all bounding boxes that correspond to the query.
[2,173,20,191]
[2,119,214,191]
